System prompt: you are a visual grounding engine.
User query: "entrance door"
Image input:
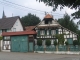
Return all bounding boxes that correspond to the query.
[20,36,28,52]
[11,36,28,52]
[67,38,73,45]
[11,36,20,52]
[29,42,33,52]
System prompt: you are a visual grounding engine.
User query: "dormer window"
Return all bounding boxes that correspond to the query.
[45,20,52,24]
[45,20,48,24]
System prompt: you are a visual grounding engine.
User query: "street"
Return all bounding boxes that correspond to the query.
[0,52,80,60]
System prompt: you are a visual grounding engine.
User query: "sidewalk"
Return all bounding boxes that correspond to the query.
[34,51,80,55]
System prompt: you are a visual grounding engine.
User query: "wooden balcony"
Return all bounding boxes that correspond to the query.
[37,35,56,38]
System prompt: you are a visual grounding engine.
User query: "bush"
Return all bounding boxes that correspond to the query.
[37,39,42,46]
[73,40,78,46]
[45,40,51,46]
[0,36,2,40]
[65,41,69,45]
[54,41,58,46]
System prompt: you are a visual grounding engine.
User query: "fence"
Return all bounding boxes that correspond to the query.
[34,45,80,51]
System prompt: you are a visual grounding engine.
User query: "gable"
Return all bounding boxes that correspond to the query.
[11,18,23,31]
[0,16,19,29]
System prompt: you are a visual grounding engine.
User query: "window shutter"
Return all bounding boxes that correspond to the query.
[45,30,47,35]
[56,29,58,34]
[38,30,40,35]
[49,30,51,35]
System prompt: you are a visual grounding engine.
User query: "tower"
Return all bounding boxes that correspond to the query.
[2,10,6,18]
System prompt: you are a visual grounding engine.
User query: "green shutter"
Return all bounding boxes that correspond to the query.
[38,30,40,35]
[45,30,47,35]
[56,29,58,34]
[49,30,51,35]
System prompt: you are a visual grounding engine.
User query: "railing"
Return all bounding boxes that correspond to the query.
[34,45,80,51]
[37,35,56,38]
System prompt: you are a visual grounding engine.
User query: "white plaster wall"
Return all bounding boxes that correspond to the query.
[70,34,72,38]
[11,19,23,32]
[40,21,44,25]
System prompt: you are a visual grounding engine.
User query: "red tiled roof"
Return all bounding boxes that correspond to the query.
[25,26,36,31]
[2,30,37,36]
[44,14,53,18]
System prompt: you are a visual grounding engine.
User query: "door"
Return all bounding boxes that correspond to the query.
[29,42,33,52]
[11,36,20,52]
[11,36,28,52]
[20,36,28,52]
[67,38,73,45]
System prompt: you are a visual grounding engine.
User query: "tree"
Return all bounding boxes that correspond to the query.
[58,13,78,33]
[73,40,78,46]
[0,36,2,51]
[54,40,58,51]
[56,34,65,45]
[37,39,42,46]
[73,40,78,51]
[71,10,80,19]
[65,41,69,51]
[45,40,51,46]
[21,13,41,27]
[37,0,80,11]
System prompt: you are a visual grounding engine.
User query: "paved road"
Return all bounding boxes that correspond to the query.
[0,52,80,60]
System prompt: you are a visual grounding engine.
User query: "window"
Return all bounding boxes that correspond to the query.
[7,29,11,32]
[13,28,16,32]
[41,30,44,35]
[45,20,52,24]
[45,20,48,24]
[47,30,49,35]
[51,30,56,35]
[4,36,10,40]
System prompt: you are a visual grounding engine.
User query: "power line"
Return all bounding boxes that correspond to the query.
[0,0,64,17]
[3,0,46,12]
[0,1,45,14]
[3,0,64,15]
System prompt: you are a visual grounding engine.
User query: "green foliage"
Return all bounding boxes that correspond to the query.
[65,41,69,45]
[58,13,78,33]
[21,13,41,27]
[78,42,80,45]
[73,40,78,46]
[56,34,65,45]
[37,39,42,46]
[37,0,80,11]
[45,40,51,46]
[0,36,2,40]
[37,0,80,19]
[71,10,80,19]
[54,40,58,46]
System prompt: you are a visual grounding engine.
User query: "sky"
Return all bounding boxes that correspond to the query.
[0,0,78,22]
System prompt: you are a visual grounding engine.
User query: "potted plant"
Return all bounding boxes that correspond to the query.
[37,39,42,51]
[65,41,69,51]
[73,40,78,50]
[45,40,51,51]
[54,40,58,51]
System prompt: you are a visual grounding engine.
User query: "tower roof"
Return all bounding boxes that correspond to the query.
[44,14,53,19]
[2,10,6,18]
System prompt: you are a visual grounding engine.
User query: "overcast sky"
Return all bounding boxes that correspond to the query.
[0,0,77,22]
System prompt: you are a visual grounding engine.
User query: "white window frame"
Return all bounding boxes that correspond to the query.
[47,30,49,35]
[41,30,44,35]
[51,30,56,35]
